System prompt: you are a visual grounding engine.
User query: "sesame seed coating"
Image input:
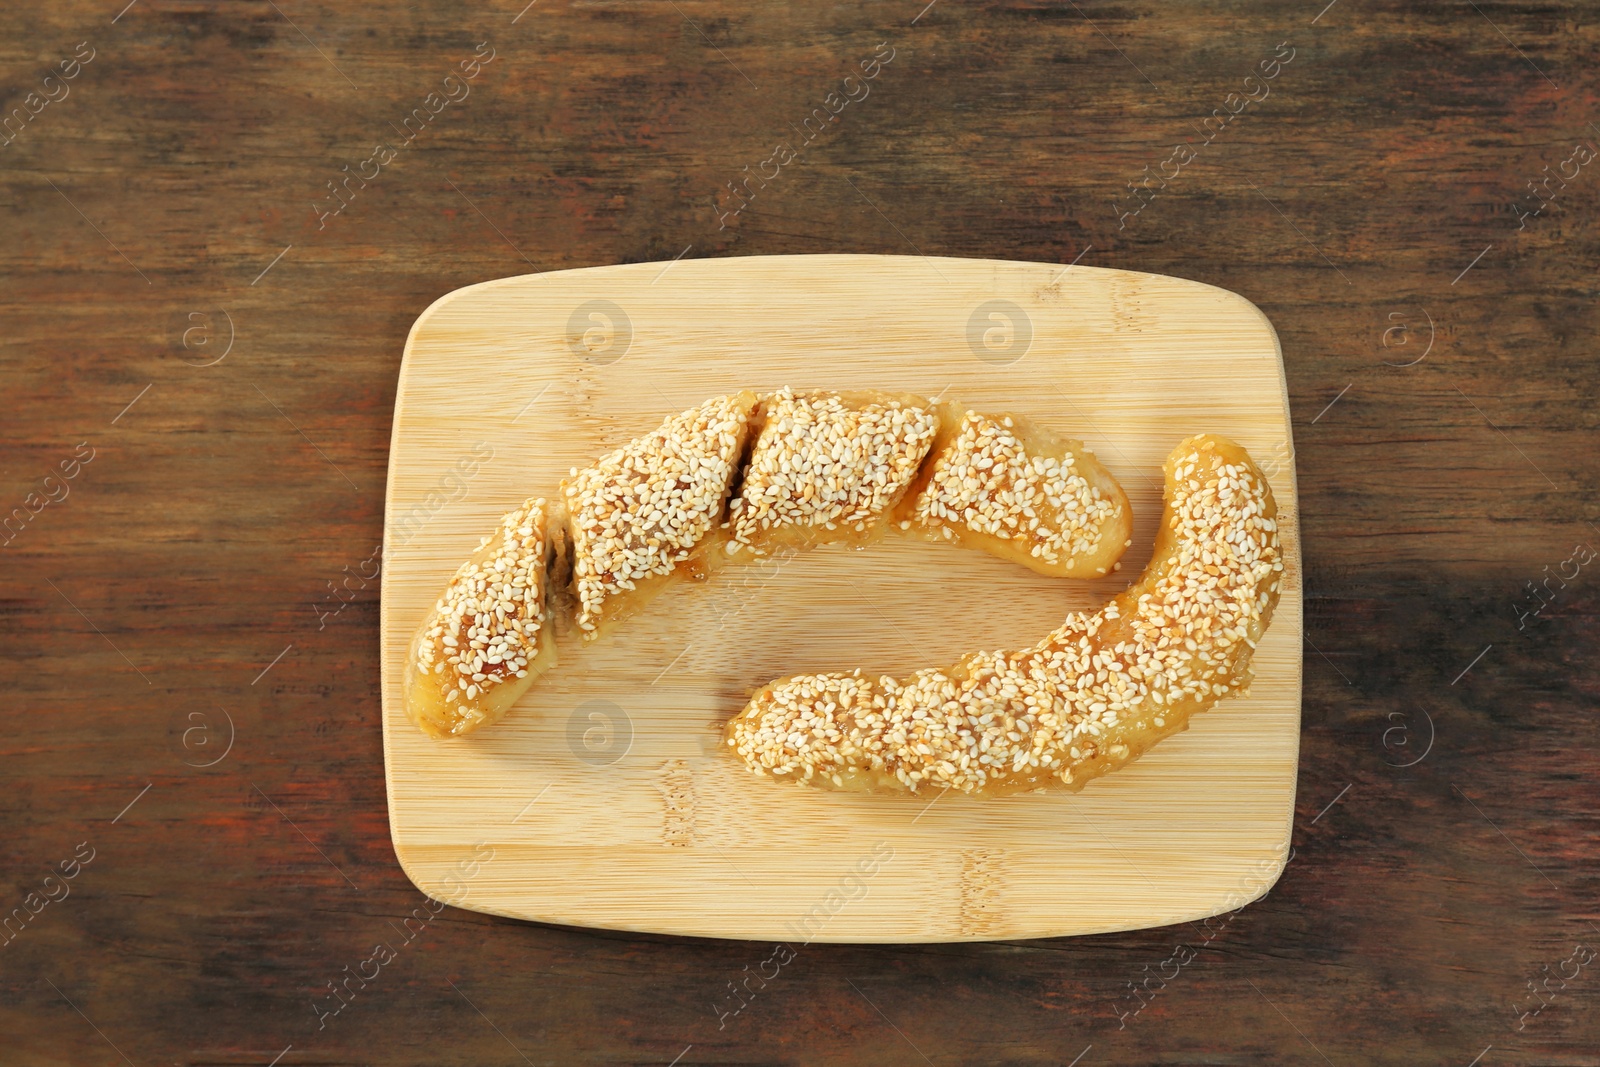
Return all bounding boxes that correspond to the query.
[910,410,1125,573]
[407,497,550,738]
[731,389,939,547]
[725,435,1284,795]
[563,393,756,637]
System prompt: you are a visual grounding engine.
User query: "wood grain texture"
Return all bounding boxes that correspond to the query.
[382,255,1303,942]
[0,0,1596,1063]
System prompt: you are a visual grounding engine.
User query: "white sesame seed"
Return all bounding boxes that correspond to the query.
[562,394,757,638]
[725,434,1283,797]
[908,410,1127,575]
[731,389,938,549]
[410,496,549,737]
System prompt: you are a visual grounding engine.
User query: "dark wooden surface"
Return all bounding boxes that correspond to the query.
[3,1,1598,1063]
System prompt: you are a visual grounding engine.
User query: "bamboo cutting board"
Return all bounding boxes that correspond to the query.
[380,254,1302,943]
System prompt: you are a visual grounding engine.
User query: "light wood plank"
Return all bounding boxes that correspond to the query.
[381,253,1302,942]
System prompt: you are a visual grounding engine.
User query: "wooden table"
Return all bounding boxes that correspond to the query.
[3,2,1595,1063]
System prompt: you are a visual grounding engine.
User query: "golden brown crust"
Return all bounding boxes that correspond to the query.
[729,389,940,554]
[561,392,759,642]
[895,403,1132,579]
[724,435,1283,795]
[404,498,556,739]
